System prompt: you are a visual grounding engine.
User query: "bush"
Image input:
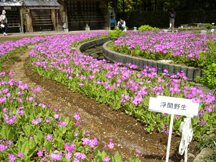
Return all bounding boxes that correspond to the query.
[108,28,127,39]
[138,25,159,31]
[197,39,216,88]
[206,23,213,29]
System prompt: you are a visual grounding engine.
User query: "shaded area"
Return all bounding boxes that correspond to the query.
[84,44,106,60]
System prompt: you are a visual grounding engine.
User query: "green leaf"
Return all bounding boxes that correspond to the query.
[114,151,123,162]
[21,140,29,155]
[95,156,103,162]
[203,111,209,121]
[130,156,140,162]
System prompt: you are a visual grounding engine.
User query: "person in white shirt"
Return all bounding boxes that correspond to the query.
[0,10,8,36]
[117,18,127,32]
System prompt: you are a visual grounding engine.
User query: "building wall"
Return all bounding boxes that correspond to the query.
[60,0,109,31]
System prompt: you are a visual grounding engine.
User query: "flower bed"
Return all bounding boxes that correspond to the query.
[110,31,216,68]
[29,34,216,140]
[0,73,140,161]
[1,31,215,161]
[1,32,143,161]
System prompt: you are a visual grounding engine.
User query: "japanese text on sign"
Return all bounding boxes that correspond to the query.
[160,102,187,111]
[149,96,199,116]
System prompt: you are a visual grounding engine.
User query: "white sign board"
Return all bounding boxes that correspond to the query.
[149,96,199,116]
[148,96,200,162]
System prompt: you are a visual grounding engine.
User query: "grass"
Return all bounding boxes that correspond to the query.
[195,136,216,161]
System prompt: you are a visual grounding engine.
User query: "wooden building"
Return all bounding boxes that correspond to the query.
[23,0,60,32]
[59,0,110,31]
[0,0,111,33]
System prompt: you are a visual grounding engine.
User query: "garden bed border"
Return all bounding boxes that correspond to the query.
[76,37,110,54]
[102,40,205,81]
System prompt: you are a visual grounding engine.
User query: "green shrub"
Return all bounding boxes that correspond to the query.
[197,39,216,88]
[138,25,159,31]
[108,28,127,39]
[206,23,213,29]
[197,63,216,88]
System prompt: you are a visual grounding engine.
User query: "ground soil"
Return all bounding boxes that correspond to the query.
[0,34,202,162]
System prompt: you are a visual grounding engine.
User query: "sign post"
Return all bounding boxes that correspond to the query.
[149,96,199,162]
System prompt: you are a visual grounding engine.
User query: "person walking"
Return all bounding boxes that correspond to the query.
[117,18,127,32]
[0,10,8,36]
[169,8,176,33]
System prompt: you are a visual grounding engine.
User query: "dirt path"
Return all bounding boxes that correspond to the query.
[1,46,195,162]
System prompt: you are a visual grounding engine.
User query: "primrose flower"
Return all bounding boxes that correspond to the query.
[74,113,80,120]
[45,135,53,141]
[198,120,207,125]
[82,138,89,145]
[36,87,41,92]
[65,152,72,159]
[18,152,24,159]
[74,152,86,160]
[37,150,43,157]
[103,156,111,162]
[8,141,12,146]
[43,147,47,153]
[79,83,85,86]
[74,133,79,137]
[51,150,62,161]
[0,144,8,151]
[64,143,75,152]
[8,154,16,162]
[31,119,39,125]
[54,114,60,119]
[108,142,114,149]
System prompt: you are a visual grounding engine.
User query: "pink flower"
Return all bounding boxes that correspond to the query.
[18,152,24,159]
[74,133,79,137]
[82,138,89,145]
[108,142,114,149]
[74,113,80,120]
[37,150,43,157]
[65,152,72,159]
[51,151,62,161]
[54,114,60,119]
[46,135,53,141]
[43,147,47,153]
[31,119,39,125]
[8,154,16,162]
[103,156,111,162]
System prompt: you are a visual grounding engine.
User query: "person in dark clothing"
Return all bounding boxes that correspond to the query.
[117,18,127,32]
[169,8,176,33]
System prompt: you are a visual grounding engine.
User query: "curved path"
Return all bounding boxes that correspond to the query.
[1,41,195,162]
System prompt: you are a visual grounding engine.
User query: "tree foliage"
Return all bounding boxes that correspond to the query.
[109,0,216,12]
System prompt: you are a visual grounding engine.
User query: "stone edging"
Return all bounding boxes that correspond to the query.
[76,37,110,54]
[103,41,205,81]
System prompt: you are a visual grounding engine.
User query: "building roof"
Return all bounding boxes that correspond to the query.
[0,1,23,6]
[23,0,60,7]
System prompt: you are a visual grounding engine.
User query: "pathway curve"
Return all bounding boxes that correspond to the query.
[1,47,192,162]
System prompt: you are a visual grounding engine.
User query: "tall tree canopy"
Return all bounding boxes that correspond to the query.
[109,0,216,13]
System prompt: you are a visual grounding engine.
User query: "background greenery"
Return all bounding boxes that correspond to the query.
[116,10,216,28]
